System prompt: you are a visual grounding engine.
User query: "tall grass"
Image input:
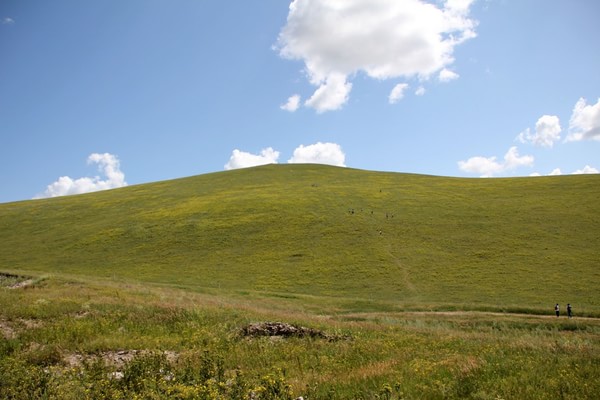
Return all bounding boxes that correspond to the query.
[1,276,599,399]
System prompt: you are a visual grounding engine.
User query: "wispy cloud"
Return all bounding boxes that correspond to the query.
[389,83,409,104]
[277,0,477,112]
[438,68,460,82]
[35,153,127,198]
[2,17,15,25]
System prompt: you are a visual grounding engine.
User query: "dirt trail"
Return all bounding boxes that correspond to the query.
[385,243,416,294]
[342,310,600,321]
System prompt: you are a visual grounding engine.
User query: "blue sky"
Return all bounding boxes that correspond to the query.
[1,0,599,202]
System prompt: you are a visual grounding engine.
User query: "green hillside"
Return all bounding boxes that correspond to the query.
[2,165,600,399]
[1,164,599,313]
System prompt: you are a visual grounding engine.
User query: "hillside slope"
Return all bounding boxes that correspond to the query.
[1,164,598,311]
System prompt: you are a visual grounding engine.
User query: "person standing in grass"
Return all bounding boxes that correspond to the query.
[555,303,560,317]
[567,303,572,318]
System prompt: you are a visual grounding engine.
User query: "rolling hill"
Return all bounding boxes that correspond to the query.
[1,164,599,313]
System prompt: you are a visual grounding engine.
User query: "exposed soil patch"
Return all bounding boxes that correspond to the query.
[0,272,34,289]
[9,279,34,289]
[18,318,42,330]
[0,320,16,339]
[0,318,42,339]
[63,350,179,369]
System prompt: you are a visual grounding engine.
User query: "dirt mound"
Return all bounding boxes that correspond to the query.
[240,321,349,341]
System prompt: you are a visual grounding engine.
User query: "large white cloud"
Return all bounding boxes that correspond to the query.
[517,115,562,147]
[277,0,477,112]
[224,148,280,170]
[458,146,534,177]
[566,97,600,142]
[35,153,127,198]
[288,142,346,166]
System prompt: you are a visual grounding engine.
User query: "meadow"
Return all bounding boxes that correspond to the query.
[1,275,599,399]
[1,164,599,398]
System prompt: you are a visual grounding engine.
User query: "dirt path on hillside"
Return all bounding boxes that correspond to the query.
[342,310,600,321]
[407,310,599,320]
[385,243,416,294]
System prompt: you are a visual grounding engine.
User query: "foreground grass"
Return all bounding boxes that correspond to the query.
[1,275,599,399]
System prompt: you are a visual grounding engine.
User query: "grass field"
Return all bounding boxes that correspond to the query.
[1,164,599,398]
[1,275,599,399]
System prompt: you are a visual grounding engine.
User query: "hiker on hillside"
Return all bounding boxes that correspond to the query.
[555,303,560,317]
[567,303,572,318]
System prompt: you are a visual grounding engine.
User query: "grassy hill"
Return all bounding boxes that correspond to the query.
[1,164,599,314]
[2,164,600,399]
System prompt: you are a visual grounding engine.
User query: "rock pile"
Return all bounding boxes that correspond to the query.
[241,321,328,339]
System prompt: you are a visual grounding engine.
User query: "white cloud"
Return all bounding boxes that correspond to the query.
[458,155,503,177]
[517,115,562,147]
[2,17,14,25]
[224,147,280,170]
[572,165,599,174]
[566,97,600,142]
[415,86,426,96]
[35,153,127,199]
[277,0,477,112]
[304,73,352,113]
[288,142,346,166]
[503,146,534,170]
[389,83,409,104]
[458,146,534,177]
[549,168,562,176]
[280,94,301,112]
[531,166,598,176]
[438,68,459,82]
